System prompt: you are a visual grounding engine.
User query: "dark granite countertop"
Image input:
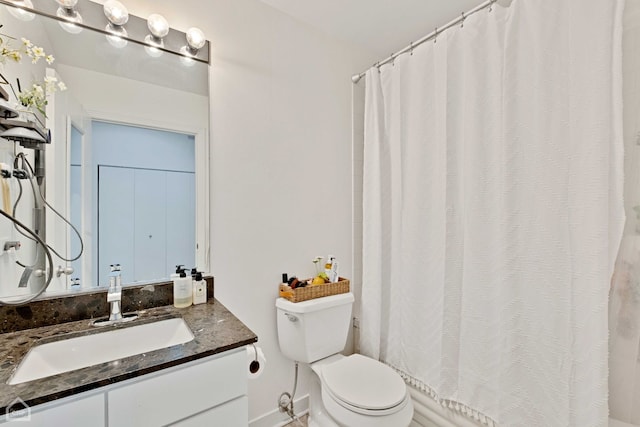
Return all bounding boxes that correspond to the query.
[0,299,257,415]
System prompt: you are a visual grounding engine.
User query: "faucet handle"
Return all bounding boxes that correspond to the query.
[56,265,74,278]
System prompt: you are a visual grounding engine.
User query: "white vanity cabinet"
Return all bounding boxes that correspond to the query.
[2,348,248,427]
[108,348,247,426]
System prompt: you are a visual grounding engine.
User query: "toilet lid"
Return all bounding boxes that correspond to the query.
[321,354,407,411]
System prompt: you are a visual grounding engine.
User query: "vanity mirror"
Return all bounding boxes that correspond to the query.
[0,0,210,301]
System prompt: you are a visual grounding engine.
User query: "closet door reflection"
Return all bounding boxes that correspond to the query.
[69,125,83,286]
[98,166,135,285]
[87,122,195,287]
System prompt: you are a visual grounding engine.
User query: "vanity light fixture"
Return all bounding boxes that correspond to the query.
[55,0,83,34]
[144,13,169,57]
[103,0,129,48]
[6,0,35,22]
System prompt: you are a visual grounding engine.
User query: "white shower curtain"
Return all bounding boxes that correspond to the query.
[609,2,640,424]
[360,0,625,426]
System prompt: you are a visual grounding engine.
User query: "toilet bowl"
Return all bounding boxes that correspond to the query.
[275,294,413,427]
[310,354,413,427]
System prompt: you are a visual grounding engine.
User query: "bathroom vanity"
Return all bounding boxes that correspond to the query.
[0,296,257,426]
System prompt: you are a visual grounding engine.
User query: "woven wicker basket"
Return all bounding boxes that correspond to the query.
[278,277,350,303]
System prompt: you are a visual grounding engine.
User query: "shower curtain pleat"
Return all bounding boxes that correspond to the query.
[360,0,625,425]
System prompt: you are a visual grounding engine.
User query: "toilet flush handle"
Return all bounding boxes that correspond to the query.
[284,312,298,322]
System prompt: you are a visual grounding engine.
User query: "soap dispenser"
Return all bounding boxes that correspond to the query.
[192,271,206,305]
[172,265,192,308]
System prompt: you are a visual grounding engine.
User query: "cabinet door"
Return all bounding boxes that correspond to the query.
[107,350,246,427]
[1,393,104,426]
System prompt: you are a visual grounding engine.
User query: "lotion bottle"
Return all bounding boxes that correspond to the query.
[192,271,206,305]
[173,265,192,308]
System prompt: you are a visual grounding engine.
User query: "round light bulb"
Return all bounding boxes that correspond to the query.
[147,13,169,38]
[144,34,163,57]
[180,46,196,67]
[105,23,127,48]
[179,46,195,67]
[57,6,83,34]
[186,27,205,51]
[103,0,128,26]
[6,0,35,21]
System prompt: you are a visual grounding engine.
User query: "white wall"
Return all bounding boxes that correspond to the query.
[100,0,374,421]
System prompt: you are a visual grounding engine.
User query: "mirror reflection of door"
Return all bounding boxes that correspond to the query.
[71,121,195,287]
[69,124,83,286]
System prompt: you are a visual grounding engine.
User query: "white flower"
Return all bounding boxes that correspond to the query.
[2,34,68,117]
[18,77,67,117]
[1,48,21,63]
[30,46,44,58]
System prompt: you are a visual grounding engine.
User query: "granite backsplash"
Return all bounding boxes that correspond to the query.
[0,277,214,334]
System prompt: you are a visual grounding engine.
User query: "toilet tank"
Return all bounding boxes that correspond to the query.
[276,293,355,363]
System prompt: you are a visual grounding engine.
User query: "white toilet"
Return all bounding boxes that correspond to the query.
[276,293,413,427]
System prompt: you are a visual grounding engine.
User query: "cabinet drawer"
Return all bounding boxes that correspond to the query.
[170,396,247,427]
[1,393,104,427]
[108,349,246,427]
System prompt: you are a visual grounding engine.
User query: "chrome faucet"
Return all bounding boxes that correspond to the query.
[107,264,123,321]
[93,264,137,327]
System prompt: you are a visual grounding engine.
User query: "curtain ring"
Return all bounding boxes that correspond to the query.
[434,27,438,43]
[461,12,465,28]
[409,42,414,56]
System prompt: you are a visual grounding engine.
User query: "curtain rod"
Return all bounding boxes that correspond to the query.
[351,0,497,84]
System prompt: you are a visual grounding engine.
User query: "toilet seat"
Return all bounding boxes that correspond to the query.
[320,354,409,416]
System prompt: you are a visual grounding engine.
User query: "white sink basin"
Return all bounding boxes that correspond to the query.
[8,317,194,385]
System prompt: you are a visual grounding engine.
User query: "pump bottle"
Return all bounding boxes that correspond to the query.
[172,265,192,308]
[192,271,206,305]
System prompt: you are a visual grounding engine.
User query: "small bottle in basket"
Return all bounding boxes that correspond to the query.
[330,259,339,283]
[324,255,334,279]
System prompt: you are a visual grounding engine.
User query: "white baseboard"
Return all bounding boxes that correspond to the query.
[249,394,309,427]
